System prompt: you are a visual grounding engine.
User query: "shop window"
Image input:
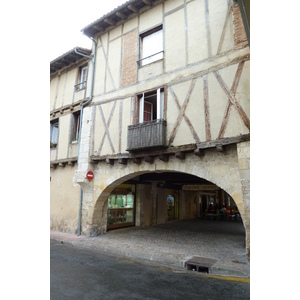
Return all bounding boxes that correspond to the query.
[139,25,163,66]
[75,65,88,91]
[107,184,135,230]
[50,119,59,148]
[138,87,164,123]
[71,111,81,143]
[167,190,178,221]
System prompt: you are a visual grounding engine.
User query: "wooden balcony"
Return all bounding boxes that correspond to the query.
[127,119,167,151]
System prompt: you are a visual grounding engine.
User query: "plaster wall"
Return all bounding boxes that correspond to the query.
[123,16,138,34]
[164,0,184,13]
[57,114,71,160]
[186,0,208,64]
[50,164,80,233]
[165,7,186,72]
[50,77,59,110]
[139,3,163,32]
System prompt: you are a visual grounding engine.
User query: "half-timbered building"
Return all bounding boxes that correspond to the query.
[50,0,250,257]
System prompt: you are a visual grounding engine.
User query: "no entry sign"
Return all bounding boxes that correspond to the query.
[86,170,94,181]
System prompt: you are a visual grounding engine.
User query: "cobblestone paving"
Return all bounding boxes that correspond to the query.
[51,219,250,277]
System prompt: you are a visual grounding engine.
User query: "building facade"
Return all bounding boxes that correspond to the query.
[50,0,250,257]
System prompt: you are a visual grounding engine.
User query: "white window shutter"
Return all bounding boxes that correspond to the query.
[51,122,59,143]
[139,94,144,123]
[157,88,161,119]
[160,89,164,119]
[142,29,163,65]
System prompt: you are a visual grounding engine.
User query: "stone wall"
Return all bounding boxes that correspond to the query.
[237,141,250,258]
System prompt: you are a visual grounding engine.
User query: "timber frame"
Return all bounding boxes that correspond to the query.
[90,133,250,164]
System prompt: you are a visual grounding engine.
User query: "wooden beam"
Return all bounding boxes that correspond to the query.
[93,25,104,31]
[216,144,224,152]
[68,161,75,166]
[196,134,250,150]
[214,70,250,130]
[133,157,141,164]
[194,148,204,157]
[175,152,185,160]
[116,11,127,20]
[105,158,114,165]
[58,163,65,168]
[104,18,115,26]
[142,0,153,5]
[145,156,154,164]
[159,154,169,162]
[118,158,127,165]
[127,4,138,12]
[89,134,250,162]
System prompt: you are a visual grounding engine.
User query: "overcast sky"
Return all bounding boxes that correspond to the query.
[49,0,126,61]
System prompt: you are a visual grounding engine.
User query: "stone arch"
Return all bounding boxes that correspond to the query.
[88,147,245,234]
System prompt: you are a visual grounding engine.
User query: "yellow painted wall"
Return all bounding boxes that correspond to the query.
[50,165,80,233]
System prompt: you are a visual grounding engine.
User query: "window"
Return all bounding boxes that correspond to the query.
[140,25,163,66]
[75,65,88,91]
[107,184,135,230]
[138,88,164,123]
[71,111,81,142]
[50,120,59,148]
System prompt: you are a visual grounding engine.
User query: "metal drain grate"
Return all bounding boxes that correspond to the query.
[185,256,217,273]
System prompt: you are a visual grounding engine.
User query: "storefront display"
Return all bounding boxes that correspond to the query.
[107,184,135,229]
[167,190,178,221]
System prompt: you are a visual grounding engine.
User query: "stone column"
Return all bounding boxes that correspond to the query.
[73,106,95,236]
[151,181,158,225]
[237,141,250,260]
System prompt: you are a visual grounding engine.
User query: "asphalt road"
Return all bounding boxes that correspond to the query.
[50,239,250,300]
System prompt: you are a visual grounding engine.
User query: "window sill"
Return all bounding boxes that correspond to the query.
[74,87,86,92]
[138,58,164,68]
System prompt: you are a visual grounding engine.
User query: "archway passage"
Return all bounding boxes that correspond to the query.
[104,171,243,231]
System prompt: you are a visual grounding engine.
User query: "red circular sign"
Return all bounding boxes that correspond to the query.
[86,170,94,181]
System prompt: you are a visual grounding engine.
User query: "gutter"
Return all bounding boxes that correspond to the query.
[75,38,97,236]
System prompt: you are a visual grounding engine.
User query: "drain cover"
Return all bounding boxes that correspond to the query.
[185,256,217,273]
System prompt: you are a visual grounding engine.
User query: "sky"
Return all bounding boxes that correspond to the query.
[49,0,127,61]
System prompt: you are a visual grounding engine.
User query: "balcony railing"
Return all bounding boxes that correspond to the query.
[74,81,87,91]
[137,51,164,67]
[127,119,167,151]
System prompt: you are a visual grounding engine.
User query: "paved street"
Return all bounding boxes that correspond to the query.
[51,239,250,300]
[51,219,249,278]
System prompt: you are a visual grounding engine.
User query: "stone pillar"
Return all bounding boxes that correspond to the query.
[151,182,158,225]
[73,106,95,236]
[237,141,250,260]
[136,184,152,227]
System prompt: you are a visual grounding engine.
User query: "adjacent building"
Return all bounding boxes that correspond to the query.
[50,0,250,257]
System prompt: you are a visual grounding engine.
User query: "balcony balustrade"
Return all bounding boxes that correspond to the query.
[127,119,167,151]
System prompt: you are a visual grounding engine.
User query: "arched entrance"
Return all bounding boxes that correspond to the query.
[79,147,249,257]
[97,171,243,231]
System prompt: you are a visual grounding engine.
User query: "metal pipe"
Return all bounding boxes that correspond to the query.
[76,38,97,236]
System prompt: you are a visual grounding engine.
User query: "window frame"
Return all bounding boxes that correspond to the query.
[71,111,81,143]
[139,25,164,67]
[74,65,88,91]
[136,87,165,124]
[50,119,59,148]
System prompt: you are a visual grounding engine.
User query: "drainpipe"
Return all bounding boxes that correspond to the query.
[75,38,97,236]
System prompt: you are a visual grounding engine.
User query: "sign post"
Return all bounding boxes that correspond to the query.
[86,170,94,181]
